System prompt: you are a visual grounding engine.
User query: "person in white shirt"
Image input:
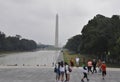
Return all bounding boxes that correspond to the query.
[65,62,72,82]
[75,57,80,67]
[59,61,65,82]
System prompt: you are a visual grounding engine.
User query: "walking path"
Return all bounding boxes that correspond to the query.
[70,67,120,82]
[0,67,120,82]
[56,51,64,63]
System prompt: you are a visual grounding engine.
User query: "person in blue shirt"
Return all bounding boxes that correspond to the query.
[54,62,61,82]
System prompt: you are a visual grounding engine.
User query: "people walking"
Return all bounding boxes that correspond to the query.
[59,61,65,82]
[97,59,102,73]
[54,62,61,82]
[65,62,72,82]
[75,56,80,67]
[81,65,89,82]
[92,59,97,73]
[87,59,93,74]
[70,58,74,67]
[101,61,107,80]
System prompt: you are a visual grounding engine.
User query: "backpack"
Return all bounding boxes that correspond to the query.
[54,67,57,73]
[68,67,72,72]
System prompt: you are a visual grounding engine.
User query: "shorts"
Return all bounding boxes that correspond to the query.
[83,73,87,78]
[60,71,65,75]
[102,71,106,76]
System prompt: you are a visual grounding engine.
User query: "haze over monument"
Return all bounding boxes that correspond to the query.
[0,0,120,46]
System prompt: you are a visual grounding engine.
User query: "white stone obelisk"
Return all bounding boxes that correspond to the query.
[55,14,59,48]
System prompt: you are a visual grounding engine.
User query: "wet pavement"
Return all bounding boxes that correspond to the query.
[0,67,120,82]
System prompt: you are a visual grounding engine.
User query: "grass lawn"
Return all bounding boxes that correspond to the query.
[63,50,92,67]
[63,50,120,68]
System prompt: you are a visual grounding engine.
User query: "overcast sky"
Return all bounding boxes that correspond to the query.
[0,0,120,46]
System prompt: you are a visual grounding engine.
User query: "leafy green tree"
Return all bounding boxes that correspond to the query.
[0,31,37,51]
[65,35,82,53]
[65,14,120,64]
[0,32,6,50]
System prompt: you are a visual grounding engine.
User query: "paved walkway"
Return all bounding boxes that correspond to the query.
[0,67,120,82]
[56,51,64,63]
[70,67,120,82]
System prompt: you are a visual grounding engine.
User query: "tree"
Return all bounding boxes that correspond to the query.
[65,14,120,64]
[65,35,82,53]
[0,31,37,51]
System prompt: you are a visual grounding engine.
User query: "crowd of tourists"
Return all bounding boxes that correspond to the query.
[81,59,106,82]
[54,61,72,82]
[54,59,106,82]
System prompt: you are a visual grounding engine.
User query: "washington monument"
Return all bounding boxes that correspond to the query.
[55,14,59,48]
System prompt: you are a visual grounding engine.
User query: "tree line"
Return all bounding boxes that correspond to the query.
[0,32,37,51]
[65,14,120,64]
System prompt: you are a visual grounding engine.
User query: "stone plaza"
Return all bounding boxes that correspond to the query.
[0,66,120,82]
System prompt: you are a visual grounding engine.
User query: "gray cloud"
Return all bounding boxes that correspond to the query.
[0,0,120,46]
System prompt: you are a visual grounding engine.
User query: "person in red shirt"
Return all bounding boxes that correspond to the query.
[70,58,74,67]
[101,61,106,80]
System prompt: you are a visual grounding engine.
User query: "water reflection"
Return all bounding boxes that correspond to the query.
[0,50,60,67]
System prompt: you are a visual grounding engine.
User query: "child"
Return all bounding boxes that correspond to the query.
[101,61,106,80]
[81,65,89,82]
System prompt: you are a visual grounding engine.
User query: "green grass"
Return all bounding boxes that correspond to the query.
[63,51,78,66]
[63,51,90,67]
[63,50,120,68]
